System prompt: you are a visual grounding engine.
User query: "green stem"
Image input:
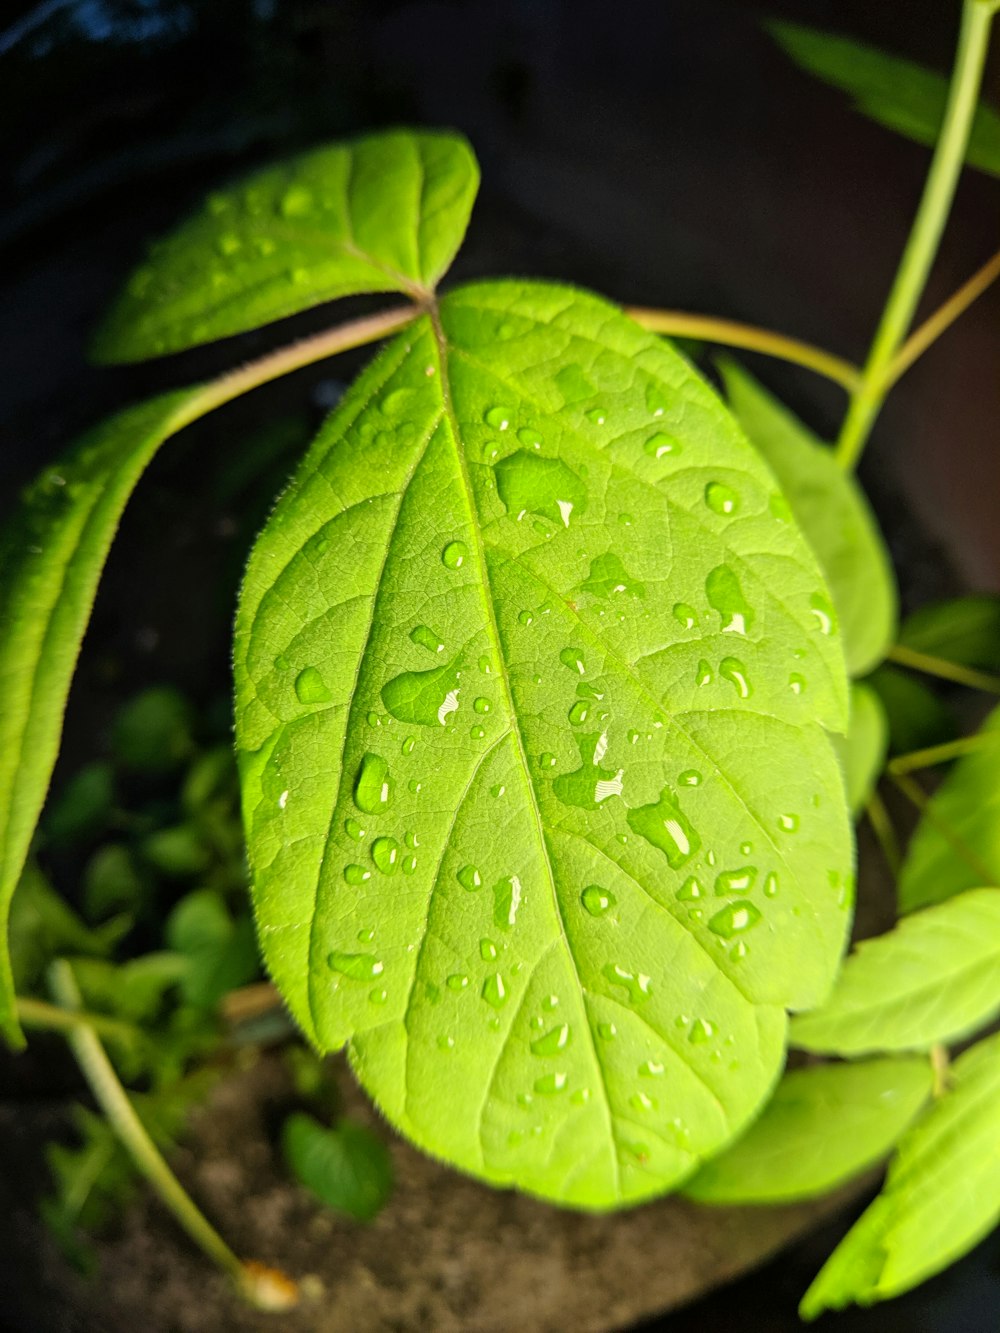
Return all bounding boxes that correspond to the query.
[889,732,989,775]
[47,960,281,1307]
[888,643,1000,694]
[625,305,860,389]
[930,1043,952,1098]
[865,788,902,878]
[835,0,996,470]
[17,995,144,1048]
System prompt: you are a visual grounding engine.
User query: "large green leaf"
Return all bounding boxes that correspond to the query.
[0,389,208,1046]
[684,1057,931,1205]
[898,703,1000,913]
[801,1031,1000,1318]
[899,595,1000,673]
[769,21,1000,179]
[834,682,888,817]
[236,279,852,1209]
[719,359,896,677]
[791,888,1000,1055]
[93,130,478,363]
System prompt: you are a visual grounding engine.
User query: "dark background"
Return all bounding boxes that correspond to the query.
[0,1,998,1329]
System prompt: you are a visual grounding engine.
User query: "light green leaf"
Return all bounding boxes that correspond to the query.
[93,130,479,363]
[165,890,260,1009]
[684,1057,931,1205]
[867,664,956,757]
[834,682,888,816]
[791,888,1000,1055]
[899,595,1000,673]
[898,703,1000,912]
[769,21,1000,178]
[8,860,123,994]
[235,279,852,1208]
[0,388,205,1045]
[282,1112,393,1222]
[801,1031,1000,1318]
[718,359,896,676]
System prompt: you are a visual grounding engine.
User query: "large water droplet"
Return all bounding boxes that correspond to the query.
[719,656,752,698]
[581,553,645,599]
[480,938,498,961]
[697,659,714,686]
[371,836,399,874]
[410,624,444,654]
[534,1072,568,1095]
[715,866,757,894]
[344,864,370,884]
[553,734,624,809]
[458,864,482,891]
[485,405,513,430]
[568,700,589,725]
[354,753,392,813]
[705,482,738,515]
[517,427,543,448]
[597,1022,617,1040]
[778,812,800,833]
[447,973,469,992]
[473,696,491,714]
[708,901,762,938]
[493,875,522,930]
[645,383,668,416]
[344,817,365,841]
[602,963,652,1004]
[643,432,682,459]
[639,1059,665,1077]
[381,655,461,727]
[581,885,616,916]
[494,450,588,528]
[676,876,702,901]
[788,672,806,695]
[810,592,837,635]
[678,769,702,786]
[295,666,332,704]
[482,973,508,1009]
[328,951,384,981]
[531,1023,570,1056]
[627,787,700,868]
[706,565,753,635]
[559,647,586,674]
[441,541,468,569]
[688,1018,716,1044]
[673,603,697,629]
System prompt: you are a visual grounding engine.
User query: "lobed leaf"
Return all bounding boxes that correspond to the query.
[898,703,1000,913]
[0,389,207,1045]
[684,1057,931,1205]
[791,888,1000,1055]
[93,130,479,363]
[719,359,896,677]
[833,682,888,817]
[801,1031,1000,1317]
[769,21,1000,178]
[235,279,852,1208]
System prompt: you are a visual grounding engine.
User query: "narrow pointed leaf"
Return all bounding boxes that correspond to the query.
[236,279,852,1208]
[684,1057,931,1205]
[899,595,1000,674]
[0,388,208,1045]
[834,682,888,816]
[898,703,1000,913]
[801,1032,1000,1318]
[791,888,1000,1055]
[93,130,478,363]
[769,21,1000,178]
[719,359,896,676]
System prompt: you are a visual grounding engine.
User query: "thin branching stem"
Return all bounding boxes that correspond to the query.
[889,771,996,884]
[888,643,1000,694]
[889,733,990,776]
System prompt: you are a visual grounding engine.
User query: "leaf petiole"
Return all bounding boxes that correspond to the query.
[889,732,990,776]
[17,995,145,1049]
[887,643,1000,694]
[865,789,902,878]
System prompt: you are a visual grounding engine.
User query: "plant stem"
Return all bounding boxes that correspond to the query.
[47,960,292,1309]
[865,789,902,878]
[835,0,996,470]
[17,995,144,1048]
[930,1043,952,1098]
[889,732,989,775]
[887,643,1000,694]
[889,771,997,884]
[624,306,860,389]
[883,246,1000,387]
[174,304,421,431]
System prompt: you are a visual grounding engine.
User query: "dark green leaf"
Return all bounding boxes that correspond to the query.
[719,359,896,676]
[43,762,116,849]
[898,704,1000,912]
[236,280,852,1208]
[769,21,1000,178]
[684,1057,931,1205]
[801,1032,1000,1317]
[93,130,479,363]
[791,888,1000,1055]
[899,595,1000,673]
[139,824,211,879]
[111,687,195,775]
[8,861,123,993]
[82,844,149,922]
[282,1112,392,1222]
[165,890,260,1008]
[866,664,956,757]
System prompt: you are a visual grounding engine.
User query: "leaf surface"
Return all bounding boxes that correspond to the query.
[719,359,896,676]
[899,595,1000,673]
[684,1057,931,1204]
[791,888,1000,1055]
[898,703,1000,912]
[235,279,852,1207]
[834,682,887,816]
[94,130,478,363]
[0,389,207,1045]
[769,21,1000,178]
[282,1112,393,1221]
[801,1032,1000,1317]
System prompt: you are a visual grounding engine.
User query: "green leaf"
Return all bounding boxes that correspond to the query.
[165,889,260,1008]
[867,664,956,757]
[83,844,149,922]
[898,703,1000,912]
[769,21,1000,178]
[899,595,1000,673]
[0,388,208,1044]
[235,279,852,1208]
[282,1112,393,1222]
[791,888,1000,1056]
[834,682,888,816]
[684,1057,931,1205]
[93,129,479,363]
[801,1031,1000,1317]
[718,359,896,676]
[111,687,195,775]
[43,762,116,849]
[8,860,123,993]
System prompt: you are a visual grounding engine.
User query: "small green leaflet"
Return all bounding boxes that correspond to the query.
[801,1031,1000,1318]
[93,130,478,363]
[719,359,896,677]
[282,1112,393,1222]
[791,888,1000,1055]
[769,21,1000,179]
[833,682,887,817]
[0,388,207,1046]
[898,703,1000,912]
[899,595,1000,674]
[867,664,956,757]
[236,279,852,1208]
[684,1057,931,1205]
